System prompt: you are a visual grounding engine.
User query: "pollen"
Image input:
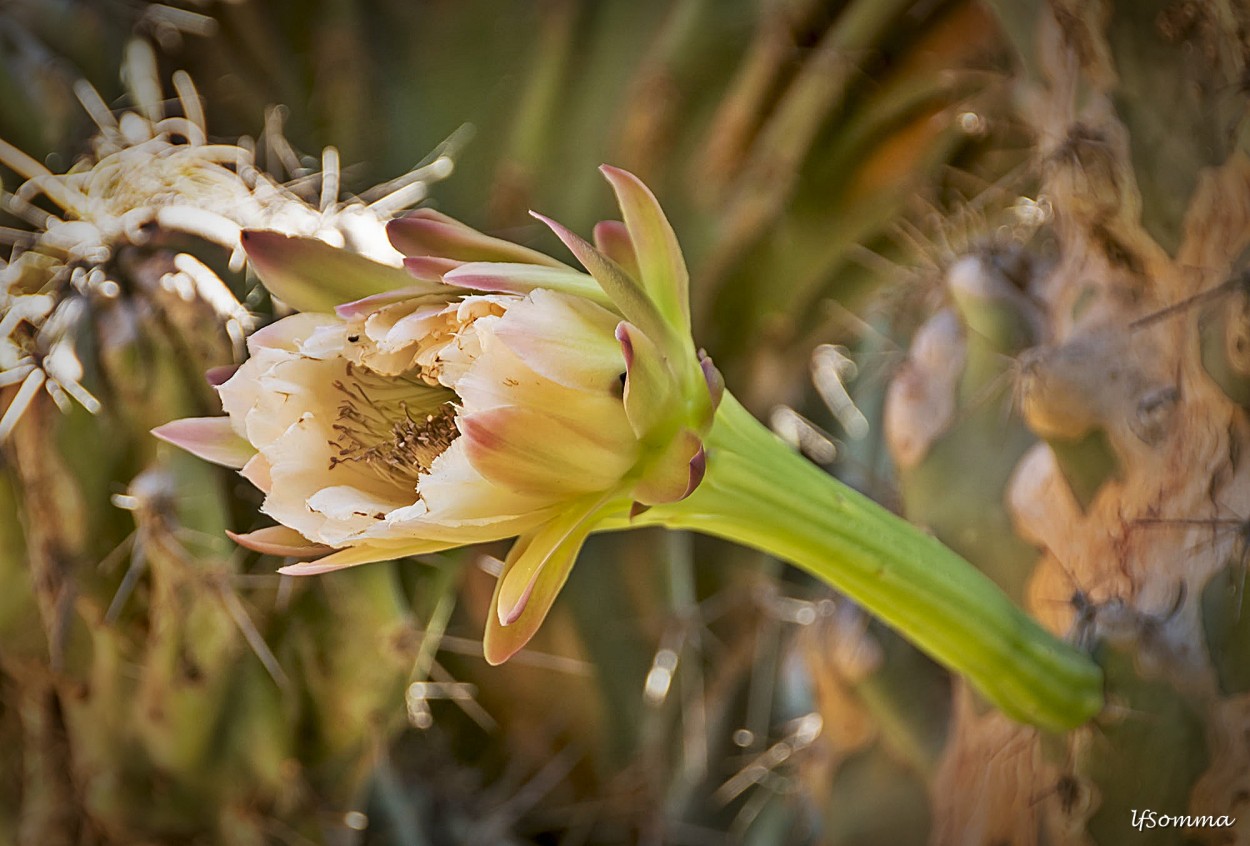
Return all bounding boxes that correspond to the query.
[328,364,459,488]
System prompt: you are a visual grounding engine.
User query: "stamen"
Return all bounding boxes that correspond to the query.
[327,364,459,489]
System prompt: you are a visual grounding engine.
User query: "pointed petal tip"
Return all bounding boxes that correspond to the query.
[528,210,580,247]
[226,526,327,558]
[240,229,419,313]
[598,165,663,209]
[384,216,413,251]
[598,165,690,332]
[700,351,725,410]
[152,416,254,468]
[237,228,271,261]
[482,603,541,666]
[496,576,537,627]
[615,322,635,369]
[277,562,329,576]
[388,217,447,239]
[485,502,606,666]
[205,365,239,387]
[529,211,598,267]
[386,212,460,247]
[482,636,516,666]
[598,166,657,206]
[598,163,632,182]
[593,220,639,280]
[593,219,628,240]
[402,255,462,282]
[238,228,288,262]
[277,558,356,576]
[388,208,456,227]
[685,445,707,499]
[532,209,674,353]
[396,211,564,267]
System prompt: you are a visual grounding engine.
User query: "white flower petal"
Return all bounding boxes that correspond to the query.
[260,412,412,546]
[453,328,636,445]
[246,312,339,354]
[459,405,636,497]
[491,288,623,392]
[418,439,556,522]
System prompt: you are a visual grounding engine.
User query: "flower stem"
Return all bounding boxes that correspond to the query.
[638,393,1104,732]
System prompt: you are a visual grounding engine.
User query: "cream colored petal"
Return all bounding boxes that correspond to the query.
[418,439,557,521]
[482,508,603,665]
[241,355,346,449]
[494,493,607,625]
[453,294,514,322]
[491,289,624,393]
[431,315,495,388]
[259,412,415,546]
[364,508,548,546]
[219,345,349,450]
[278,537,458,575]
[307,484,409,529]
[354,296,511,382]
[459,405,636,497]
[217,349,283,439]
[241,453,272,493]
[246,312,340,355]
[354,346,417,377]
[453,330,636,446]
[227,525,328,557]
[367,304,453,374]
[363,301,430,346]
[362,472,552,544]
[299,322,351,360]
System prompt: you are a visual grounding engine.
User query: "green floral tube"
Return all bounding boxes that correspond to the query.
[632,393,1104,733]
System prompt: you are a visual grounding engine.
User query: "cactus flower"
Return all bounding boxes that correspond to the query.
[156,166,718,664]
[156,166,1104,729]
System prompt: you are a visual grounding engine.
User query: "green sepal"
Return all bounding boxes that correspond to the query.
[240,230,427,312]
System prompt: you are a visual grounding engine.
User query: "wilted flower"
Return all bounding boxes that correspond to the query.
[0,49,455,441]
[157,166,720,662]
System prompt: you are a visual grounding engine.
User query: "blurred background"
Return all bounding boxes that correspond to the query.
[3,1,1246,844]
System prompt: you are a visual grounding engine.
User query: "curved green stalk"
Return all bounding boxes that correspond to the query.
[633,393,1104,732]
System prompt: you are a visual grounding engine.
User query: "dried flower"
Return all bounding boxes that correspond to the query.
[0,45,455,440]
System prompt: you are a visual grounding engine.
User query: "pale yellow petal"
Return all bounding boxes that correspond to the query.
[491,289,624,393]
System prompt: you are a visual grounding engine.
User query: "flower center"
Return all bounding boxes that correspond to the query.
[328,362,459,489]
